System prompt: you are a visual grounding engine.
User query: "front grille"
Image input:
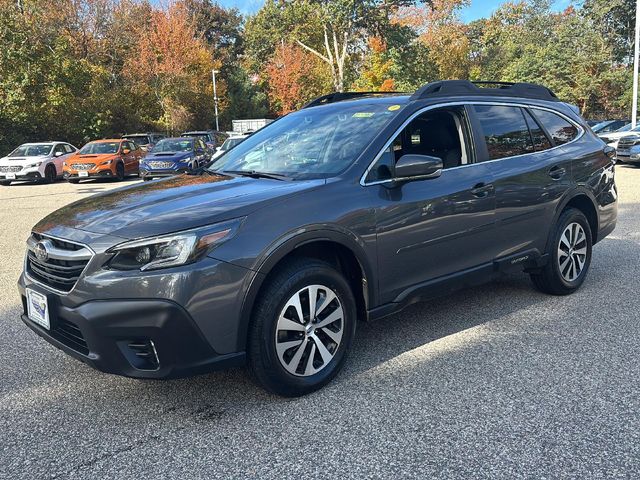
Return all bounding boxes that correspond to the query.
[26,233,92,293]
[53,319,89,355]
[71,163,95,171]
[618,137,639,147]
[147,161,175,169]
[0,165,23,172]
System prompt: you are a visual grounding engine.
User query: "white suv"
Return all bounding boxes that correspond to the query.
[0,142,77,185]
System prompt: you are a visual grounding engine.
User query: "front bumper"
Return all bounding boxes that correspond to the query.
[0,169,43,181]
[140,167,188,178]
[18,226,257,378]
[64,169,114,180]
[20,290,245,378]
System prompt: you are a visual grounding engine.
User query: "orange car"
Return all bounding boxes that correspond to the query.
[63,139,143,183]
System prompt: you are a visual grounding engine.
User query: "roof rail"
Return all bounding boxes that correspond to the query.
[410,80,559,102]
[302,91,405,109]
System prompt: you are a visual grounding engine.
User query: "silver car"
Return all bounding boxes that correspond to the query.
[615,135,640,164]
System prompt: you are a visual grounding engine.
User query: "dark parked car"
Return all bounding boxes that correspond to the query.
[181,130,217,154]
[19,81,617,396]
[139,137,210,181]
[122,133,166,151]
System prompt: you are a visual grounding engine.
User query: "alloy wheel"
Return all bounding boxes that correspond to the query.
[275,284,344,377]
[557,222,587,282]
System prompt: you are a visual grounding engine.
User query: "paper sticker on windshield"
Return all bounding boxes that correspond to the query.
[352,112,375,118]
[388,105,401,111]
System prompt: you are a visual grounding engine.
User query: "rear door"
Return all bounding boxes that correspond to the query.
[470,104,577,258]
[368,105,497,304]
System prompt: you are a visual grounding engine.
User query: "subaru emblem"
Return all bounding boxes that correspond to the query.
[34,242,49,262]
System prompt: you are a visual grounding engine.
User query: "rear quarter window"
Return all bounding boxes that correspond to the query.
[533,110,579,146]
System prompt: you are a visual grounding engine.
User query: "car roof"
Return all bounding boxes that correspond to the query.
[182,131,211,134]
[90,139,123,143]
[159,137,194,142]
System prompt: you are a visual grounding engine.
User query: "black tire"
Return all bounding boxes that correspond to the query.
[0,180,11,186]
[248,258,357,397]
[142,176,152,182]
[115,162,125,181]
[530,207,593,295]
[43,165,56,184]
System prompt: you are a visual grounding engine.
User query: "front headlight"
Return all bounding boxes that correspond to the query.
[27,161,43,168]
[101,159,113,166]
[106,218,244,271]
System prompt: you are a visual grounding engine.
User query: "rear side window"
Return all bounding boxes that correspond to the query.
[473,105,533,160]
[524,111,552,152]
[533,110,578,145]
[63,144,74,153]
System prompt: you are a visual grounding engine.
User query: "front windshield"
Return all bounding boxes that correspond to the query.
[615,124,632,133]
[80,142,120,154]
[124,135,149,145]
[209,102,401,179]
[151,139,193,153]
[591,121,612,132]
[221,138,244,151]
[9,144,53,157]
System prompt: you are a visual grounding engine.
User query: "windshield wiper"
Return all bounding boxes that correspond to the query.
[223,170,290,181]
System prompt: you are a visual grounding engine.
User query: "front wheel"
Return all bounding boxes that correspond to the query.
[43,165,56,184]
[115,162,125,181]
[248,258,357,397]
[0,180,11,186]
[531,208,593,295]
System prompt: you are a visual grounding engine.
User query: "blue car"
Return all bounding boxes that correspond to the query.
[140,137,209,181]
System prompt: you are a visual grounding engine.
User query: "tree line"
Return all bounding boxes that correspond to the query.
[0,0,635,153]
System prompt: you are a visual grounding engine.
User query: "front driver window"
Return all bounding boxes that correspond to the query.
[366,106,469,183]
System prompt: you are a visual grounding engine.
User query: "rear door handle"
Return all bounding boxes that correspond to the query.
[548,166,566,179]
[470,182,494,197]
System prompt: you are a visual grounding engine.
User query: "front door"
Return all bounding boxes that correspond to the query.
[367,105,497,304]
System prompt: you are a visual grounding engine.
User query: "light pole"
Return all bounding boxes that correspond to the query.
[632,0,640,127]
[211,69,220,131]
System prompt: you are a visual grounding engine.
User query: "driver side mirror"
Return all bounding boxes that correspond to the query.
[122,148,131,155]
[394,154,443,181]
[54,151,64,157]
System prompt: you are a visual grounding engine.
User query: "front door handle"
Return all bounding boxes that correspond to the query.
[471,182,494,197]
[548,166,566,179]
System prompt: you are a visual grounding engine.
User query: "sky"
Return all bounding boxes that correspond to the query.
[211,0,575,21]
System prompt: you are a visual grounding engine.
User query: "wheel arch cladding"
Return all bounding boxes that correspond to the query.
[563,194,598,242]
[236,237,372,352]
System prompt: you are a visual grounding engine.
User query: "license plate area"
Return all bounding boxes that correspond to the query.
[26,288,50,330]
[78,171,89,177]
[6,173,16,179]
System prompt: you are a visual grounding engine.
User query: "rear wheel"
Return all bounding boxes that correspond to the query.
[0,180,11,186]
[531,208,592,295]
[115,162,125,181]
[248,258,357,397]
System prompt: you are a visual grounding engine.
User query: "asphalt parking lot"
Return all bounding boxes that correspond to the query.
[1,168,640,479]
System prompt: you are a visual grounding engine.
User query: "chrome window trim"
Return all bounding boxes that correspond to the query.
[24,232,95,296]
[360,100,585,186]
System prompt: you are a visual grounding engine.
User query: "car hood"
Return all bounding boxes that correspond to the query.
[33,173,324,239]
[0,155,49,165]
[143,152,192,162]
[71,153,119,163]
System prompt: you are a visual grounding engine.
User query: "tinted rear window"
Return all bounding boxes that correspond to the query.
[533,110,578,145]
[474,105,533,160]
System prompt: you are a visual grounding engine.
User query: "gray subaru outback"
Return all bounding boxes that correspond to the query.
[19,81,617,396]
